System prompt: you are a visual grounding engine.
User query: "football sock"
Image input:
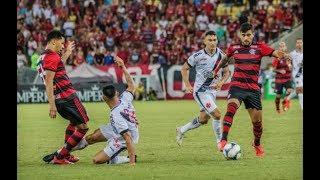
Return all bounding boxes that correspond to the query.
[180,117,201,134]
[57,128,88,159]
[65,124,75,143]
[71,138,89,152]
[275,97,280,110]
[253,121,263,146]
[298,93,303,110]
[286,90,296,100]
[212,119,222,143]
[109,156,130,164]
[221,102,238,141]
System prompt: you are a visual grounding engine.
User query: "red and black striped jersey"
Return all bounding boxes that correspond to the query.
[37,49,76,99]
[227,43,274,91]
[272,57,292,83]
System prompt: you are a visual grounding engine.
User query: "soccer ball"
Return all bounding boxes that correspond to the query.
[223,142,241,160]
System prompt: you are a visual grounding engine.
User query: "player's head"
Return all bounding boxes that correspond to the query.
[102,85,119,102]
[239,22,254,46]
[296,38,303,50]
[203,31,218,50]
[102,84,119,101]
[279,41,287,52]
[46,30,65,54]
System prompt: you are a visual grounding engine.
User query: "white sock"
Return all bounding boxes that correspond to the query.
[212,119,222,143]
[180,117,201,134]
[286,90,296,100]
[109,156,129,165]
[71,138,88,152]
[298,93,303,110]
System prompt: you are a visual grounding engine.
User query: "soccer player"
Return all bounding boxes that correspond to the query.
[56,56,138,165]
[286,38,303,110]
[272,42,293,113]
[38,30,89,164]
[176,31,230,147]
[213,23,290,157]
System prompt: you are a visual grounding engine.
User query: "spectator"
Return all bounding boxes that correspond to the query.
[17,49,28,69]
[147,87,157,101]
[135,82,145,100]
[103,51,114,65]
[27,36,38,57]
[196,11,209,31]
[130,48,140,65]
[86,49,95,65]
[74,49,85,66]
[63,19,75,37]
[30,48,40,71]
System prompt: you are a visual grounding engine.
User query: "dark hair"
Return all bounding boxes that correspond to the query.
[46,30,65,44]
[204,31,216,37]
[102,85,116,99]
[296,38,303,41]
[240,22,253,33]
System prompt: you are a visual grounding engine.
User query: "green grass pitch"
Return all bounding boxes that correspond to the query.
[18,99,302,180]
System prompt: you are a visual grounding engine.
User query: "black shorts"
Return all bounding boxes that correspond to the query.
[275,81,293,95]
[55,94,89,126]
[228,87,262,110]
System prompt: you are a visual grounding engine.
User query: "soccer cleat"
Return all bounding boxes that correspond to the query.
[176,127,184,146]
[66,154,79,163]
[43,151,58,163]
[276,109,281,114]
[282,99,290,111]
[218,140,227,152]
[51,156,74,165]
[252,141,265,157]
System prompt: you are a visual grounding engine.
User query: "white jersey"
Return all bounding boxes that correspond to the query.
[187,48,225,93]
[109,90,139,143]
[290,50,303,79]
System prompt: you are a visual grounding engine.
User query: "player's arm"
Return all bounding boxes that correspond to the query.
[122,132,136,165]
[181,62,193,93]
[114,56,135,94]
[61,41,75,64]
[214,65,230,90]
[44,70,57,119]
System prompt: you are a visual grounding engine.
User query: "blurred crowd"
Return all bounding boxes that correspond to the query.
[17,0,303,70]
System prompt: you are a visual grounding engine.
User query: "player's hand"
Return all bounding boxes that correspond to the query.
[279,69,286,74]
[212,82,223,90]
[185,84,193,94]
[64,41,75,56]
[49,105,57,119]
[114,56,125,68]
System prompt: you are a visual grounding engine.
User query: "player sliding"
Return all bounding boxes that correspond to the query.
[39,30,89,164]
[272,42,293,113]
[176,31,230,148]
[214,22,291,157]
[45,56,138,165]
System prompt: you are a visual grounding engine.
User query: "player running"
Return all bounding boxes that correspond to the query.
[46,56,139,165]
[176,31,230,148]
[272,42,293,113]
[39,30,89,164]
[213,23,290,157]
[286,38,303,110]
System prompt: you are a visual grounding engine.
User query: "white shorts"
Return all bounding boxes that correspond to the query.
[100,124,139,159]
[193,91,218,114]
[294,76,303,88]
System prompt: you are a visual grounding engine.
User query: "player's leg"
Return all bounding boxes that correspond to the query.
[282,81,293,111]
[274,83,282,113]
[296,86,303,110]
[218,88,243,151]
[176,92,211,145]
[54,97,89,164]
[71,128,107,152]
[245,91,264,157]
[247,108,264,157]
[93,137,126,164]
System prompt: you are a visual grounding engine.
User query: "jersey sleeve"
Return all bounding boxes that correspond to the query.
[120,90,134,103]
[187,53,197,67]
[260,43,275,57]
[42,54,60,72]
[226,45,234,58]
[112,113,129,135]
[272,58,279,68]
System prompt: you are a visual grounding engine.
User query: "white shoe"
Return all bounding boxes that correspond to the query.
[176,127,184,146]
[108,156,129,165]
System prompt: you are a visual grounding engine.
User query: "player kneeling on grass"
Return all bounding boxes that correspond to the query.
[44,56,138,165]
[176,31,230,148]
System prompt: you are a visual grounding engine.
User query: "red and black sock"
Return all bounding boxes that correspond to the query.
[65,124,76,143]
[275,97,280,110]
[57,128,88,159]
[253,121,263,146]
[221,102,238,141]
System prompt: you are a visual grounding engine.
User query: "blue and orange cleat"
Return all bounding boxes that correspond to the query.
[252,141,265,157]
[218,140,227,152]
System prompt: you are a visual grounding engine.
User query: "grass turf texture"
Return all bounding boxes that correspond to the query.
[18,100,302,180]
